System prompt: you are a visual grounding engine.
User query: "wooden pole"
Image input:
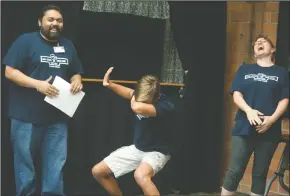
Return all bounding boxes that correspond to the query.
[82,78,185,87]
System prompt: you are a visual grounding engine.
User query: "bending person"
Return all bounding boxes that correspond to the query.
[92,67,174,196]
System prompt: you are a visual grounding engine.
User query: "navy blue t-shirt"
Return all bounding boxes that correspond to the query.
[230,64,289,139]
[3,32,84,124]
[133,94,175,155]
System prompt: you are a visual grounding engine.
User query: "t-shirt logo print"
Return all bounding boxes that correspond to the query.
[40,54,69,68]
[245,73,279,83]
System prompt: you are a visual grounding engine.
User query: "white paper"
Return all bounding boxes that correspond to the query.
[44,76,85,117]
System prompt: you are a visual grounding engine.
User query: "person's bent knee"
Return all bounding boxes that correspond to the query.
[134,170,152,186]
[91,162,111,179]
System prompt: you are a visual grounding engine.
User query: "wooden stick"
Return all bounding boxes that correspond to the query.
[82,78,185,87]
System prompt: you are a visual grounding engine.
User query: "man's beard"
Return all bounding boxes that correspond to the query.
[40,25,62,41]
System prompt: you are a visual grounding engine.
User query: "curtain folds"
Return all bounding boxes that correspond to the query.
[83,1,170,19]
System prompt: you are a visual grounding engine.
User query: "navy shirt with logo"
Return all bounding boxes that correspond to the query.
[230,64,289,139]
[133,93,175,155]
[3,32,84,124]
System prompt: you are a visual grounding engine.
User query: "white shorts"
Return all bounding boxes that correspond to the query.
[103,145,170,178]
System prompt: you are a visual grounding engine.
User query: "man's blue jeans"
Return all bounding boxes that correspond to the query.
[10,118,68,196]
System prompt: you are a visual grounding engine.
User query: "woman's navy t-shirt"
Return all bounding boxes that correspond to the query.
[230,64,289,139]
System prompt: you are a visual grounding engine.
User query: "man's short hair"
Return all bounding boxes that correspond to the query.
[38,4,63,21]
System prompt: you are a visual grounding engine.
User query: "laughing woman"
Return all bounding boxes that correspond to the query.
[221,35,289,196]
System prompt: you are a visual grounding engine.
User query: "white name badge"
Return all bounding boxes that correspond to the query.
[53,46,65,53]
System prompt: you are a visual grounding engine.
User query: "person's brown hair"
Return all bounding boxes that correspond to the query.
[135,75,160,104]
[252,34,275,62]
